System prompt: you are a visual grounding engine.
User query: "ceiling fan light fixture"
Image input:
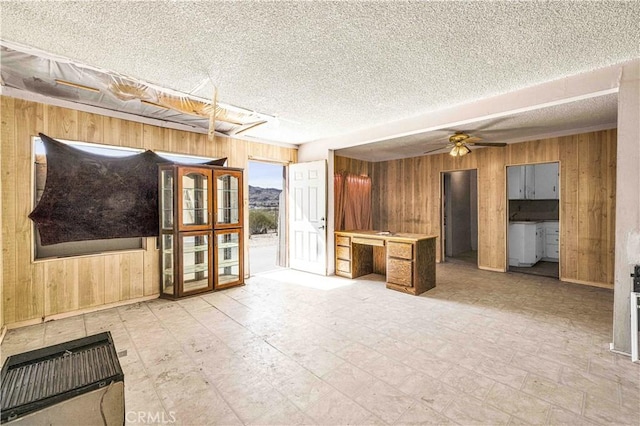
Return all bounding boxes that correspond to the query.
[449,144,471,157]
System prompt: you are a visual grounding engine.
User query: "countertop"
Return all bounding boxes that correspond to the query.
[335,229,437,243]
[509,220,559,224]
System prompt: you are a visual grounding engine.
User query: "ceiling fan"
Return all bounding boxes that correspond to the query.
[424,131,507,157]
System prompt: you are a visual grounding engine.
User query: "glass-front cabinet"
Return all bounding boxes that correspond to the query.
[214,169,242,228]
[215,229,243,289]
[181,231,212,293]
[179,167,212,231]
[159,164,244,299]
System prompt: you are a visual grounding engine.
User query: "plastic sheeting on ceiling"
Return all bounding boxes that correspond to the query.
[0,43,269,136]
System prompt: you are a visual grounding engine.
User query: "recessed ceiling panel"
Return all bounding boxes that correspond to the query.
[336,94,618,161]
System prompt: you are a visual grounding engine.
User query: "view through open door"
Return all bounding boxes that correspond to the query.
[288,160,327,275]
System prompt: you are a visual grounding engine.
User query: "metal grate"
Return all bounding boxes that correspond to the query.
[1,332,123,423]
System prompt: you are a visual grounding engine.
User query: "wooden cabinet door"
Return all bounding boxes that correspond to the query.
[178,231,213,297]
[159,167,176,231]
[214,169,243,229]
[214,229,243,289]
[177,167,213,231]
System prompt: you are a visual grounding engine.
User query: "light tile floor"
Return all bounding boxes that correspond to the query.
[2,263,639,425]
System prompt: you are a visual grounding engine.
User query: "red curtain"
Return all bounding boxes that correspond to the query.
[335,172,372,231]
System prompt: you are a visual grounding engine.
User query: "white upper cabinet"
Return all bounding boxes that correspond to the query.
[533,162,559,199]
[508,163,558,200]
[507,166,523,199]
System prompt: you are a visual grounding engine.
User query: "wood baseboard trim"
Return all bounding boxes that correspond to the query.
[4,318,42,329]
[478,265,506,272]
[559,277,614,289]
[5,294,160,330]
[0,326,7,345]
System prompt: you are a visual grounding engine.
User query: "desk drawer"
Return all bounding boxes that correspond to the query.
[352,237,385,247]
[387,242,413,260]
[336,246,351,260]
[336,235,351,246]
[336,259,351,274]
[387,258,413,287]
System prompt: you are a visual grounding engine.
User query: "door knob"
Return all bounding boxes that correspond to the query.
[318,225,325,230]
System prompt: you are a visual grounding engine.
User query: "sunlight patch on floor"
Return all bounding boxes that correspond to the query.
[253,268,353,291]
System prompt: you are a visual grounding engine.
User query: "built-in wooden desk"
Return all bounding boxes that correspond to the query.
[334,230,437,295]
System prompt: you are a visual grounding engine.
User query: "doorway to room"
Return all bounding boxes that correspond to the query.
[248,161,286,275]
[442,169,478,267]
[506,162,560,279]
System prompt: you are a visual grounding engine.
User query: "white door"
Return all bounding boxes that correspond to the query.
[289,160,327,275]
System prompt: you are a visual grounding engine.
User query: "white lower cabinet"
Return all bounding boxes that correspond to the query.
[536,224,544,261]
[509,221,559,267]
[543,221,559,261]
[509,222,544,267]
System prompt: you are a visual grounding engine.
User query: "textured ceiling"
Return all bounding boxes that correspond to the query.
[1,1,639,146]
[336,93,619,161]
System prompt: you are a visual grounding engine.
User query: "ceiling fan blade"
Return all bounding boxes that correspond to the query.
[464,136,482,143]
[469,142,508,147]
[423,145,450,154]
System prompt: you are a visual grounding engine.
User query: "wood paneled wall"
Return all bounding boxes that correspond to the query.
[0,96,297,327]
[559,131,616,286]
[335,156,373,177]
[340,129,617,288]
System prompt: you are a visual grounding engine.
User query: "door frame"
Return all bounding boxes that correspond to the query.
[247,159,290,275]
[504,160,561,277]
[440,168,479,265]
